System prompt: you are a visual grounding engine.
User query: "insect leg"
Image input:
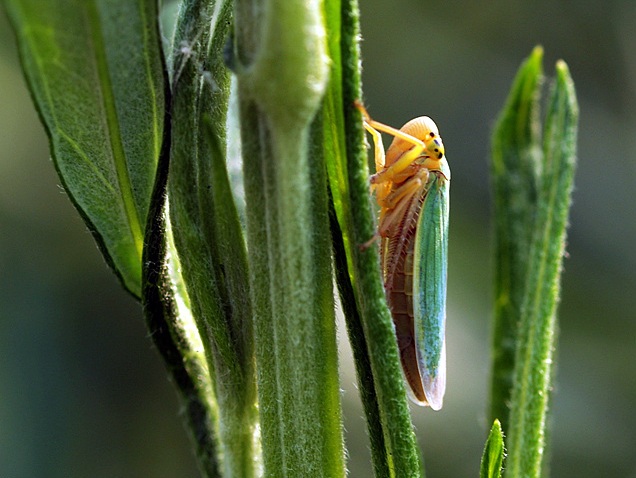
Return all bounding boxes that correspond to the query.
[355,101,428,181]
[363,122,386,172]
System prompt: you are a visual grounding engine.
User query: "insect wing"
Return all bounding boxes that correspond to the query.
[412,159,450,411]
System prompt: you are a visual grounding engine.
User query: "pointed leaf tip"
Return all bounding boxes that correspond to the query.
[480,419,505,478]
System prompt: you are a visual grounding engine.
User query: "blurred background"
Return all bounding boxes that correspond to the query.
[1,1,635,476]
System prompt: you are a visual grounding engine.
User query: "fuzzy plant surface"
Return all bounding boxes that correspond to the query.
[6,0,577,476]
[488,46,578,478]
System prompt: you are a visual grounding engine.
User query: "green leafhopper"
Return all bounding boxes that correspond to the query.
[357,102,450,410]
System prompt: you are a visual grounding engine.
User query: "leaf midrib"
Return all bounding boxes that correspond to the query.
[87,1,144,260]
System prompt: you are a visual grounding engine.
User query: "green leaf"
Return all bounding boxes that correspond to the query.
[235,0,345,475]
[505,59,578,478]
[489,46,543,428]
[323,0,422,476]
[490,47,578,478]
[167,1,257,476]
[6,0,165,298]
[141,105,221,477]
[480,420,505,478]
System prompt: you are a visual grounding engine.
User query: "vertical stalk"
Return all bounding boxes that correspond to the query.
[235,0,345,475]
[323,0,423,475]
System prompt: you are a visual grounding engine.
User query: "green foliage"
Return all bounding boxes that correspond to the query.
[142,96,222,477]
[7,0,579,476]
[168,1,257,475]
[490,47,578,477]
[490,47,544,428]
[5,0,165,298]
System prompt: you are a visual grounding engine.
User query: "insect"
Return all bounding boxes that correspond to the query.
[356,101,450,410]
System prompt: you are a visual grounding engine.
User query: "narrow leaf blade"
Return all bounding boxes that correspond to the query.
[141,98,221,477]
[322,0,423,474]
[489,46,543,426]
[168,1,258,475]
[506,60,578,478]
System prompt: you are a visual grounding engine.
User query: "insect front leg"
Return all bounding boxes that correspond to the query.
[356,100,429,182]
[378,168,430,210]
[370,144,425,184]
[363,121,386,172]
